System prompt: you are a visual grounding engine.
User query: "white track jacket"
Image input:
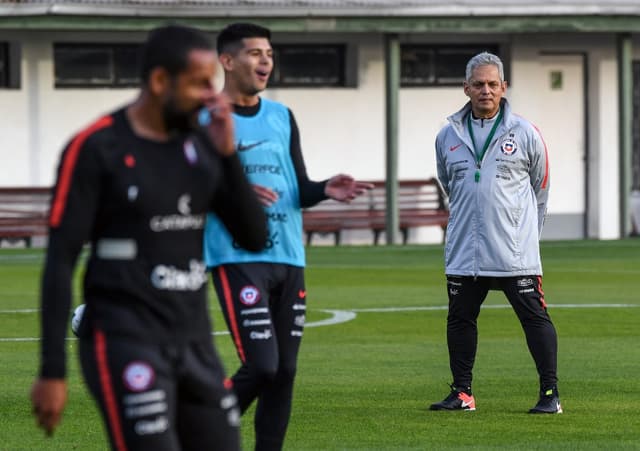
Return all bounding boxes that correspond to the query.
[436,98,550,277]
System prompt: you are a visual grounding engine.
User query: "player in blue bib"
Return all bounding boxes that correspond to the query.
[204,97,305,268]
[203,23,372,451]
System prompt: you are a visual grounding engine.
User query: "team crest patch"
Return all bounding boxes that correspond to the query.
[500,138,518,156]
[239,286,261,306]
[123,361,155,392]
[183,140,198,165]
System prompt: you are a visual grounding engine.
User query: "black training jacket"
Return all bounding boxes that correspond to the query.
[39,108,267,379]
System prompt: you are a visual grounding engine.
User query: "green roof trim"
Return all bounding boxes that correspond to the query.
[1,15,640,33]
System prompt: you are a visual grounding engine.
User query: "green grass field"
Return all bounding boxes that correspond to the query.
[1,240,639,450]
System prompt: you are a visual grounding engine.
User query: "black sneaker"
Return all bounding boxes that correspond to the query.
[529,387,563,414]
[429,384,476,411]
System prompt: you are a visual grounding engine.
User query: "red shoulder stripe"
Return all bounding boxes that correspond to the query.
[531,123,550,190]
[49,115,114,227]
[513,112,550,190]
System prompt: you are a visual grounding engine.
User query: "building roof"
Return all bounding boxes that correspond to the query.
[3,0,640,17]
[1,0,640,32]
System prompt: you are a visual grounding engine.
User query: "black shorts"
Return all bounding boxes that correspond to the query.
[79,330,240,451]
[211,263,305,373]
[446,275,549,319]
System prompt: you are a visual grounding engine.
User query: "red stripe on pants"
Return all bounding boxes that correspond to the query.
[537,276,547,309]
[218,266,246,363]
[94,329,128,451]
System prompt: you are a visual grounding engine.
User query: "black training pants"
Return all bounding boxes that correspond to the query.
[79,330,240,451]
[212,263,305,451]
[446,275,558,390]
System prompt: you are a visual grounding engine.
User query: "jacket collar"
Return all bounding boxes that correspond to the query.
[447,98,517,133]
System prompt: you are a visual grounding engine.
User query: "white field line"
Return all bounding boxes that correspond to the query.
[0,304,636,342]
[307,264,640,274]
[349,303,639,313]
[0,309,357,342]
[1,308,39,313]
[5,303,635,316]
[305,309,357,327]
[0,254,43,262]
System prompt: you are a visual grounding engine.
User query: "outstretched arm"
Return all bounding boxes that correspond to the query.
[287,110,372,206]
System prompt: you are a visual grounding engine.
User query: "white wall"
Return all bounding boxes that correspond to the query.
[0,30,632,241]
[0,86,30,184]
[0,31,141,186]
[267,34,387,181]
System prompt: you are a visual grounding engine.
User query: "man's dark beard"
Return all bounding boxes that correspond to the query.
[162,98,197,135]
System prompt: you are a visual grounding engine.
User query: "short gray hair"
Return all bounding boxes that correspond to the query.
[465,52,504,81]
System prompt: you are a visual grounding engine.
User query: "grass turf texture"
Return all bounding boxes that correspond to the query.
[1,240,639,450]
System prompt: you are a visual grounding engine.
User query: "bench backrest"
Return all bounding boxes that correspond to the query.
[303,178,447,214]
[0,187,52,237]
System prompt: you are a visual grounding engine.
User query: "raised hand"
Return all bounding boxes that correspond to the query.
[200,92,235,157]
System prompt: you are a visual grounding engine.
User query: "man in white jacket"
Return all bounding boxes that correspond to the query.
[430,52,561,414]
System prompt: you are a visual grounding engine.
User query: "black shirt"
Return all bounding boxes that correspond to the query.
[40,108,267,378]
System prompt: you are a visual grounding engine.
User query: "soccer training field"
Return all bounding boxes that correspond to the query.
[1,240,639,450]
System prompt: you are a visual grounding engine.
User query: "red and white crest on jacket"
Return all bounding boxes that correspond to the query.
[500,138,518,156]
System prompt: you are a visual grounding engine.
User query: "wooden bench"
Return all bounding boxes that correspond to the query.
[0,181,448,247]
[303,178,449,245]
[0,187,51,247]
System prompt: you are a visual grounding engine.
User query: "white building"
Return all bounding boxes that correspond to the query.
[1,0,639,242]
